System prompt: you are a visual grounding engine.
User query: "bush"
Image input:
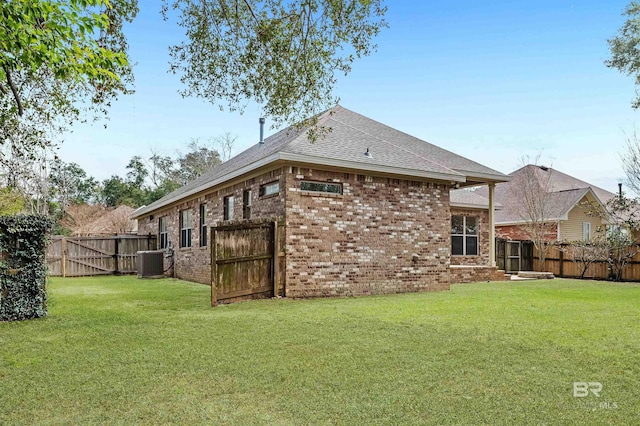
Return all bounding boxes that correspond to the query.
[0,215,52,321]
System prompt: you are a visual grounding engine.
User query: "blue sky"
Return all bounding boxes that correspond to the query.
[60,0,638,194]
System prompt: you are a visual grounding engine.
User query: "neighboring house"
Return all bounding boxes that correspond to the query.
[475,165,615,242]
[132,106,509,298]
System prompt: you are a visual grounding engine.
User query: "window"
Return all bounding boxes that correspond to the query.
[199,204,207,247]
[582,222,591,241]
[300,181,342,195]
[223,195,235,221]
[607,225,628,238]
[259,181,279,197]
[451,215,478,256]
[180,209,192,248]
[243,189,252,219]
[158,217,168,249]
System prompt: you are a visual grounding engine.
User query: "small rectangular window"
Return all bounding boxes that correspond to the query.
[199,204,207,247]
[300,181,342,194]
[180,209,192,248]
[451,215,478,256]
[259,181,279,197]
[223,195,235,221]
[243,189,252,220]
[158,217,168,249]
[583,222,591,241]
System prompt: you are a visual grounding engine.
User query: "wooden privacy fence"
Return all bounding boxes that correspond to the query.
[534,243,640,281]
[211,220,285,305]
[47,234,156,277]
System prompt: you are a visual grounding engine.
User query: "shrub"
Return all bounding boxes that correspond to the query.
[0,215,52,321]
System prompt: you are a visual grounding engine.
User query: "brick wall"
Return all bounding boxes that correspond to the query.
[496,223,558,241]
[284,168,452,297]
[137,168,286,284]
[450,207,489,266]
[450,265,510,283]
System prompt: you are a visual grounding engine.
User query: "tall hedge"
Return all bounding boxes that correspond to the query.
[0,215,52,321]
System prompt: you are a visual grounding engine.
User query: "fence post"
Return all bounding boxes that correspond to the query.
[559,246,564,277]
[113,234,120,275]
[211,226,217,306]
[273,221,279,297]
[61,238,67,278]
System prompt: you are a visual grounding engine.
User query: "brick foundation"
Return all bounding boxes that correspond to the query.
[450,265,510,283]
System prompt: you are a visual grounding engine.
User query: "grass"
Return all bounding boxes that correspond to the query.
[1,277,639,425]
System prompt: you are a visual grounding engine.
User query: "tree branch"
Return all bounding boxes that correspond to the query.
[3,66,24,116]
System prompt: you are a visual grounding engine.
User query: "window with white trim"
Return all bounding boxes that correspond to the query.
[259,181,279,197]
[582,222,591,241]
[451,215,478,256]
[223,195,235,221]
[243,189,252,219]
[158,217,168,249]
[199,204,207,247]
[180,209,192,248]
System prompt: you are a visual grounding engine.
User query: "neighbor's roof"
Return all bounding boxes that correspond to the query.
[133,106,508,218]
[494,187,597,224]
[473,165,615,224]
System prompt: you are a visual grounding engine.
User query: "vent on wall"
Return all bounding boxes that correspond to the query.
[137,250,164,278]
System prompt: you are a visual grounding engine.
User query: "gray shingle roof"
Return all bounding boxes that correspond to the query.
[133,105,508,218]
[450,189,502,209]
[474,165,615,224]
[494,188,592,223]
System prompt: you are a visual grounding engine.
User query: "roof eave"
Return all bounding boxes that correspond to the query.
[455,170,511,184]
[131,152,282,218]
[279,152,467,183]
[451,202,490,210]
[132,154,496,220]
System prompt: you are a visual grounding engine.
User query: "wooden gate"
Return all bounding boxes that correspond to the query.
[47,235,156,276]
[211,221,283,305]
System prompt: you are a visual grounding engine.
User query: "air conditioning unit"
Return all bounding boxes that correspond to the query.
[137,250,164,278]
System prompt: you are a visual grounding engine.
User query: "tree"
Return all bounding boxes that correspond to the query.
[214,132,238,162]
[49,159,100,208]
[564,240,609,279]
[0,187,24,215]
[163,0,387,132]
[620,129,640,196]
[0,0,138,164]
[507,158,560,269]
[607,1,640,109]
[586,194,640,281]
[173,139,222,184]
[59,204,107,236]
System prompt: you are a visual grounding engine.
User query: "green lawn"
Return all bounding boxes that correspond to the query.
[1,277,638,425]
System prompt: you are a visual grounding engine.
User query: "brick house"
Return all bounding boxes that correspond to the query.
[132,106,509,298]
[474,165,615,242]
